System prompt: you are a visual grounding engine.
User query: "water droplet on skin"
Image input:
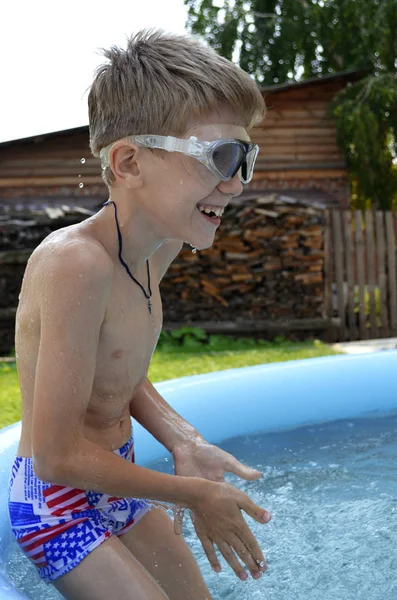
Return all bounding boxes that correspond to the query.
[80,158,86,164]
[79,183,84,188]
[179,563,182,568]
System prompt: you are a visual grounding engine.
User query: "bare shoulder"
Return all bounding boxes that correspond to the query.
[28,227,114,302]
[154,240,183,282]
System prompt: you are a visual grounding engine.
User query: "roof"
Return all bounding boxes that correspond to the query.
[0,126,89,148]
[260,68,369,94]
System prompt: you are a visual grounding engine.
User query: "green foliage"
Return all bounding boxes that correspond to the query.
[185,0,397,209]
[353,285,382,325]
[157,326,209,350]
[158,327,318,353]
[158,326,278,351]
[185,0,388,82]
[329,73,397,210]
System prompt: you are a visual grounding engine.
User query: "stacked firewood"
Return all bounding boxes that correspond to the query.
[0,198,326,352]
[0,207,94,353]
[0,208,93,309]
[161,196,325,323]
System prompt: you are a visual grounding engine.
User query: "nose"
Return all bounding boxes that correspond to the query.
[217,174,244,198]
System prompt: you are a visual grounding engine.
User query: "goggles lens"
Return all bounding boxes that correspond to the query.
[212,142,246,179]
[211,140,257,184]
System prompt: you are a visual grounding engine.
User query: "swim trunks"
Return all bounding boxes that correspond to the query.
[7,433,151,583]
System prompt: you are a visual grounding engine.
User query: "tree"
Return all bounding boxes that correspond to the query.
[185,0,397,209]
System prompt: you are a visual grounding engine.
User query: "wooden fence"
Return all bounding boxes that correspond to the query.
[325,210,397,341]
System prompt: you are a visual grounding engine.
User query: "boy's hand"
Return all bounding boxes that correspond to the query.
[190,480,271,581]
[172,440,271,579]
[173,439,262,483]
[172,440,263,533]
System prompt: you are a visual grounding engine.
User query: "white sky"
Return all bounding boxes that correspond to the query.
[0,0,188,144]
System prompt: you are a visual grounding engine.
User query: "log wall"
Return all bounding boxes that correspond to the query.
[249,77,356,208]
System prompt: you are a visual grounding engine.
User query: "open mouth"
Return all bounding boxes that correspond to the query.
[196,204,224,225]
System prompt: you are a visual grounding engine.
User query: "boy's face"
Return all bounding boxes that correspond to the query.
[132,106,250,250]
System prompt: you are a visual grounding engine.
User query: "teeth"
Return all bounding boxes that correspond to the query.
[198,206,225,217]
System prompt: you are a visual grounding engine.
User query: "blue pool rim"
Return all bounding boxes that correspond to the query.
[1,351,397,599]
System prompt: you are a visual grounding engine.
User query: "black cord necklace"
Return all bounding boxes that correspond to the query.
[103,200,153,314]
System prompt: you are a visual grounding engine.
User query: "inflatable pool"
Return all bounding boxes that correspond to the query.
[1,351,397,599]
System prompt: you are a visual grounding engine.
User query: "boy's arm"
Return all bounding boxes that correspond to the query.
[129,377,204,452]
[138,240,261,480]
[129,378,262,482]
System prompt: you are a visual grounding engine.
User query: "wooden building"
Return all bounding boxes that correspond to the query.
[0,69,366,214]
[247,68,367,209]
[0,127,104,214]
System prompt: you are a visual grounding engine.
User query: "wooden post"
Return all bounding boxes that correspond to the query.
[343,211,357,340]
[324,210,336,342]
[332,210,346,341]
[385,212,397,336]
[365,210,378,339]
[375,211,389,337]
[355,211,368,339]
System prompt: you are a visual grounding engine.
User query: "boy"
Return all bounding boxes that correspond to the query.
[8,30,271,600]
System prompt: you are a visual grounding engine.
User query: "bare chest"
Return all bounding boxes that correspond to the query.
[90,266,163,417]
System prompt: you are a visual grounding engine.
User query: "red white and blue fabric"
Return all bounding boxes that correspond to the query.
[8,434,151,583]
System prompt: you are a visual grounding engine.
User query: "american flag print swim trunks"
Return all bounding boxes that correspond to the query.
[7,433,151,583]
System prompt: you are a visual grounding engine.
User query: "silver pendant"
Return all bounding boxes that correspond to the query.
[148,299,152,314]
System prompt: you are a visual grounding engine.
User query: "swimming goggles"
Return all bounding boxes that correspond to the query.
[100,135,259,184]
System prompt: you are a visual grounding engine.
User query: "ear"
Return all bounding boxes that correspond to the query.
[108,140,143,187]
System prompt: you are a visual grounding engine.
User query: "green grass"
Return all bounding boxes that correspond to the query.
[0,338,339,430]
[148,339,338,381]
[0,362,22,429]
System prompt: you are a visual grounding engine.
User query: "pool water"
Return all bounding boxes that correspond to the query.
[5,413,397,599]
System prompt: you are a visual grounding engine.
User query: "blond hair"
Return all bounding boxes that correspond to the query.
[88,29,265,186]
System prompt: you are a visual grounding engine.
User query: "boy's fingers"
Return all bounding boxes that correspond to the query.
[218,541,247,580]
[238,526,266,571]
[173,509,184,535]
[240,497,272,524]
[197,534,221,573]
[227,457,262,481]
[229,532,265,576]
